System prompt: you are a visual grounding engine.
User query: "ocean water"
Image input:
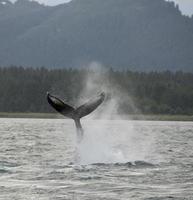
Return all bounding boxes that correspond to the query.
[0,118,193,200]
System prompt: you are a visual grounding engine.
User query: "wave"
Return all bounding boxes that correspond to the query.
[71,160,156,169]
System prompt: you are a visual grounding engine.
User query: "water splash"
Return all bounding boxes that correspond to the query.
[74,62,156,165]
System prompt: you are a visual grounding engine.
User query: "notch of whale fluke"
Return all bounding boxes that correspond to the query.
[47,92,105,142]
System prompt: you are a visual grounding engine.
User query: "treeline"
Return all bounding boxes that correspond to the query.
[1,67,193,115]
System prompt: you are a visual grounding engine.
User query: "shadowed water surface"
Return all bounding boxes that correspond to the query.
[0,119,193,199]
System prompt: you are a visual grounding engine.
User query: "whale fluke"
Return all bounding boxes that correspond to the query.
[47,92,105,141]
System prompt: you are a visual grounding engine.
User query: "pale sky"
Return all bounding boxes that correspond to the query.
[10,0,193,16]
[167,0,193,16]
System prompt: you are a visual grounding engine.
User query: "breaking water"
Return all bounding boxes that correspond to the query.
[0,118,193,199]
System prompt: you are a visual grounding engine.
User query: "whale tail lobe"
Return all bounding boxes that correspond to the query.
[47,92,105,141]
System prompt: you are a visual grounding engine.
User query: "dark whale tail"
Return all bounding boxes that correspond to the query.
[47,92,105,141]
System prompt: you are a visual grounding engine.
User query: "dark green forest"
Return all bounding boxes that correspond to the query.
[1,67,193,115]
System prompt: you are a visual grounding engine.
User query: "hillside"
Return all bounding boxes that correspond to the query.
[0,0,193,70]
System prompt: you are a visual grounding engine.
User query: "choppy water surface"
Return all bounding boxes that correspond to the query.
[0,118,193,200]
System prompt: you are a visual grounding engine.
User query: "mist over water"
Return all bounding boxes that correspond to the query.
[77,120,157,165]
[75,63,156,165]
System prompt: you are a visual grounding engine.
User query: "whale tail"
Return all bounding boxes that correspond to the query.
[47,92,105,120]
[47,92,105,141]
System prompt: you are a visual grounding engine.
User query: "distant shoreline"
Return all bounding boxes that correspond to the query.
[0,112,193,121]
